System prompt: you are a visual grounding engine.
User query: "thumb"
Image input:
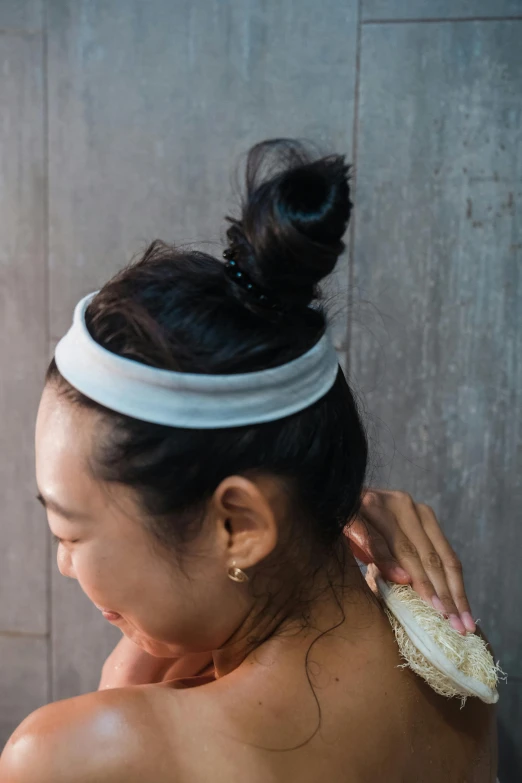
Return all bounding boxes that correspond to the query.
[345,518,411,584]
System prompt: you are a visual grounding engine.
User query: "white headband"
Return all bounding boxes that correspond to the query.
[54,291,341,428]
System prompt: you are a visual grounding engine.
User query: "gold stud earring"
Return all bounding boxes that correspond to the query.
[227,562,249,583]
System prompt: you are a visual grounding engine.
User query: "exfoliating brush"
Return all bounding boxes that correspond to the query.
[367,567,505,706]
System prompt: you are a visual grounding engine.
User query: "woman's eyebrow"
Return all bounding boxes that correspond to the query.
[36,491,89,521]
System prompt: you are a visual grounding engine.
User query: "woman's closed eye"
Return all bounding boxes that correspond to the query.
[51,533,79,546]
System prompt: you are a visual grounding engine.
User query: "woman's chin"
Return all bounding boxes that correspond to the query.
[123,630,184,658]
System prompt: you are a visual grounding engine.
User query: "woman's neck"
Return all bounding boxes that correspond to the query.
[212,537,382,679]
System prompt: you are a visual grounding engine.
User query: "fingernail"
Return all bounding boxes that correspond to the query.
[449,614,466,635]
[431,596,447,614]
[460,612,476,632]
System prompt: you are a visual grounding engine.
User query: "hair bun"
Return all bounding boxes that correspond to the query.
[224,138,352,312]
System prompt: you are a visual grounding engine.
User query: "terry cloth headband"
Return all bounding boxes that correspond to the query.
[54,290,341,428]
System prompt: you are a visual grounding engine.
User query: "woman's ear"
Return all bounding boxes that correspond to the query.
[212,475,280,571]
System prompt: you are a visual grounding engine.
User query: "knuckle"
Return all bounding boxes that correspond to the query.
[446,556,463,573]
[422,551,443,571]
[396,538,419,558]
[362,490,380,507]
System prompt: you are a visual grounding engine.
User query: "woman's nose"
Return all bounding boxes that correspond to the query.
[56,546,76,579]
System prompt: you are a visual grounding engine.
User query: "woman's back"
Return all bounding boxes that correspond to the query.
[144,582,497,783]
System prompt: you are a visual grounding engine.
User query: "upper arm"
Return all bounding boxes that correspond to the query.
[0,689,162,783]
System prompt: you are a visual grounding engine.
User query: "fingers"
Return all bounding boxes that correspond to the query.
[358,491,470,635]
[415,503,475,632]
[359,499,441,603]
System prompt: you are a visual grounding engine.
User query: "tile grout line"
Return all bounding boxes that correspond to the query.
[362,15,522,25]
[42,0,53,707]
[346,0,363,378]
[0,631,50,639]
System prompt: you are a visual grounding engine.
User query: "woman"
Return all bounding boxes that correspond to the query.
[0,139,497,782]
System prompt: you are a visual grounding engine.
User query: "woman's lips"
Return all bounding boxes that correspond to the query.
[102,611,121,622]
[96,607,121,622]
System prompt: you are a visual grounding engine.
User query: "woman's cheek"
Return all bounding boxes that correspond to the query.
[72,544,120,609]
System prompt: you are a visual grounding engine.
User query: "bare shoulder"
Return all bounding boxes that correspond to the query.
[0,686,173,783]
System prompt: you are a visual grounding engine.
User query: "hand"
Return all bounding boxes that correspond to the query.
[344,488,476,635]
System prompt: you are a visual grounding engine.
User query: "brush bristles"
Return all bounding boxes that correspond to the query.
[381,584,507,707]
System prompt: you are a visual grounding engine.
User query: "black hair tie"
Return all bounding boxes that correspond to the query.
[223,248,282,312]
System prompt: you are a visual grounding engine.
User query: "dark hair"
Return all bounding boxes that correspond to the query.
[45,138,368,568]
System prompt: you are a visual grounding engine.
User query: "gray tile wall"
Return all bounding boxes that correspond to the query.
[350,18,521,780]
[0,1,520,778]
[0,0,50,731]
